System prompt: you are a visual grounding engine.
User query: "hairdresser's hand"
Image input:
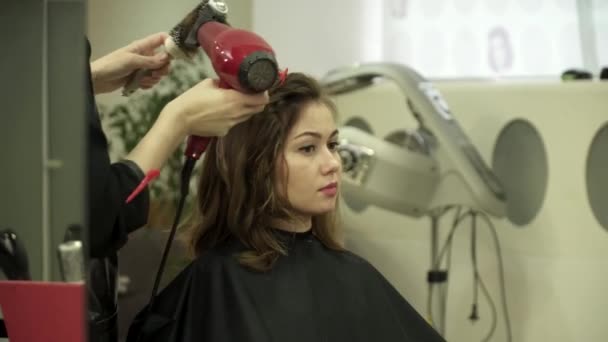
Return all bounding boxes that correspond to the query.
[125,79,268,174]
[90,32,171,94]
[162,78,270,137]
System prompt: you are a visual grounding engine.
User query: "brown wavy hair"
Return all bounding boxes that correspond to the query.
[184,73,344,272]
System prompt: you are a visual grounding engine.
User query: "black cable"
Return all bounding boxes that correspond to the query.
[479,211,513,342]
[477,268,498,342]
[135,157,197,342]
[469,212,501,342]
[469,212,480,322]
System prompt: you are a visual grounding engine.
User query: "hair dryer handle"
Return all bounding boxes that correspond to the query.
[185,135,212,160]
[218,79,230,89]
[183,79,231,160]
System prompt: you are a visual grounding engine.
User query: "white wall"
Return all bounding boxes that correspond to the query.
[252,0,383,77]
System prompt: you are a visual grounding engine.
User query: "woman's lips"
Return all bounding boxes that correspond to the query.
[319,182,338,196]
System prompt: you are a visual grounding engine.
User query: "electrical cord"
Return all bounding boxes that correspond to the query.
[135,157,197,342]
[469,212,498,342]
[426,208,512,342]
[478,211,513,342]
[478,270,498,342]
[469,212,479,322]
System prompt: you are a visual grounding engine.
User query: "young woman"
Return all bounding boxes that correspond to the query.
[127,73,444,342]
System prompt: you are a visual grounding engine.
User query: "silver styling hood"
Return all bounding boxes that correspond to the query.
[322,63,506,217]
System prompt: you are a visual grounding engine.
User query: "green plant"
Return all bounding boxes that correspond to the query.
[99,52,209,211]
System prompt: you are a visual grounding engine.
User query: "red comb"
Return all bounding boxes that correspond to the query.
[125,169,161,204]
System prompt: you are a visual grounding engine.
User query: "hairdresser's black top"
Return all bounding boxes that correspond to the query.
[126,229,445,342]
[86,40,149,258]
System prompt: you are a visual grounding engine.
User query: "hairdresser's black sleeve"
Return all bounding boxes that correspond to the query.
[86,41,149,258]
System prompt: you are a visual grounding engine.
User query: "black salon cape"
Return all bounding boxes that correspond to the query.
[127,230,445,342]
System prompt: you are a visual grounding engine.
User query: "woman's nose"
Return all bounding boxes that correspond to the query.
[321,149,341,174]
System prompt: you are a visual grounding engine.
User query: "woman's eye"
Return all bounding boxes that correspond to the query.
[300,145,316,153]
[328,141,340,151]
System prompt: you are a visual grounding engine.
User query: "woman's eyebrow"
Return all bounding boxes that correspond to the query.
[293,129,339,140]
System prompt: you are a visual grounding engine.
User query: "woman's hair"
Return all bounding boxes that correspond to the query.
[184,72,344,272]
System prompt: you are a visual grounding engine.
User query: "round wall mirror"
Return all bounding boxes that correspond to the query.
[492,119,548,226]
[586,123,608,231]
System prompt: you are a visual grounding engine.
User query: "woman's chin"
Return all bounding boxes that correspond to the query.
[309,202,338,215]
[290,196,339,216]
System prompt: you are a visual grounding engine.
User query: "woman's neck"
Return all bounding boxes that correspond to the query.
[271,216,312,233]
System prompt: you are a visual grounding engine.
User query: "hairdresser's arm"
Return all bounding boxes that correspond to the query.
[125,79,269,173]
[87,34,170,258]
[90,32,170,94]
[88,79,267,258]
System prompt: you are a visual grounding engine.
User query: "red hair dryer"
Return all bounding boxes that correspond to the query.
[125,1,285,202]
[181,1,286,160]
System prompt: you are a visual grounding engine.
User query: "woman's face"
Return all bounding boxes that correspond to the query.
[276,102,342,217]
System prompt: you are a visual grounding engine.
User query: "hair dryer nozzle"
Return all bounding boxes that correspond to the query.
[238,51,279,92]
